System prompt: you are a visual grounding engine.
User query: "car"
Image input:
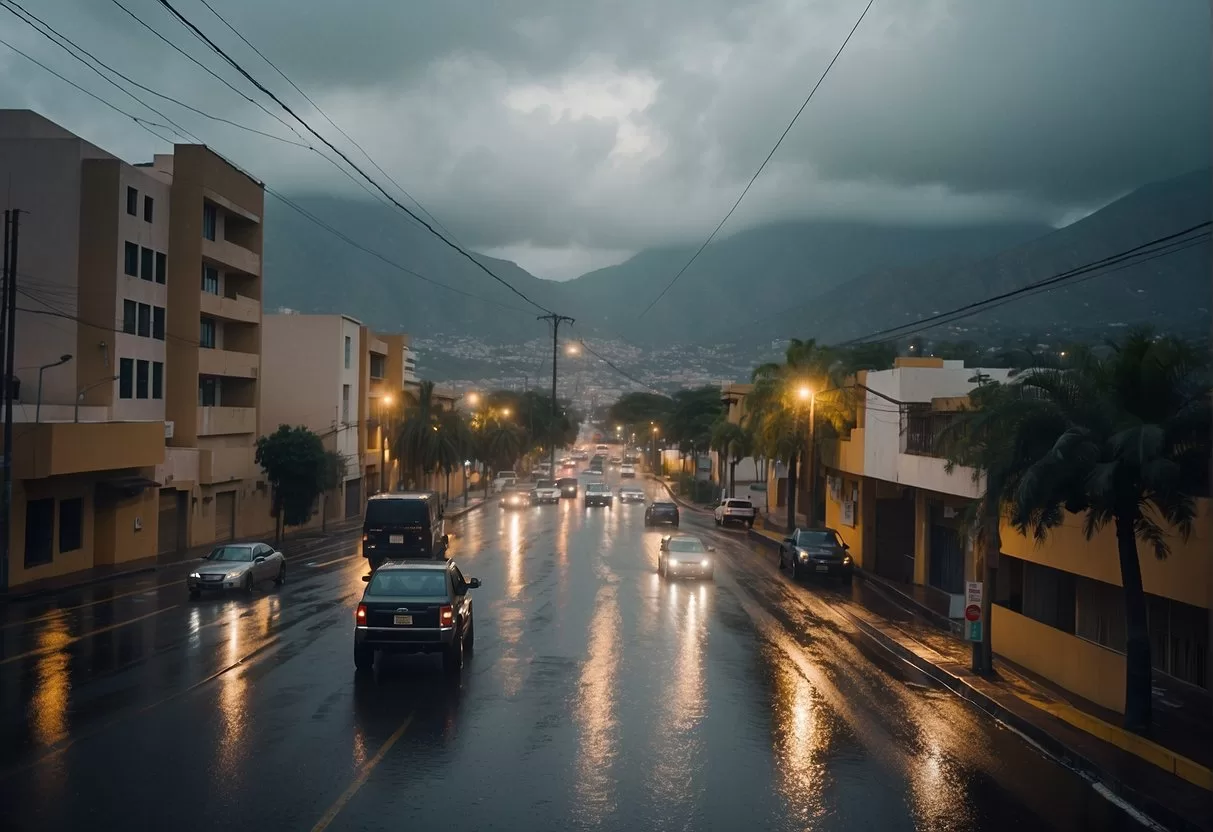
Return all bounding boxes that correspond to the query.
[354,560,481,675]
[584,482,613,507]
[778,527,854,583]
[595,444,610,454]
[557,477,579,498]
[531,479,561,504]
[492,470,517,492]
[499,484,532,510]
[608,456,622,467]
[535,463,552,479]
[618,485,645,503]
[645,500,680,527]
[188,542,286,598]
[363,492,448,569]
[572,450,589,461]
[714,497,756,528]
[657,534,715,580]
[620,463,636,478]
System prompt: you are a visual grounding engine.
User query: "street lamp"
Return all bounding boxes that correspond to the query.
[789,383,816,533]
[501,407,512,419]
[75,373,119,423]
[35,354,73,423]
[566,343,581,356]
[466,391,480,407]
[378,394,394,493]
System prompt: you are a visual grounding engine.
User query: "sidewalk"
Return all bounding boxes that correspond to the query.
[747,524,1213,832]
[646,475,712,514]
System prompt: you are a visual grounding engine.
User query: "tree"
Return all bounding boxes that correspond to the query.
[977,332,1210,730]
[608,392,674,430]
[318,449,346,533]
[395,380,440,489]
[434,409,473,505]
[255,425,329,542]
[666,387,723,474]
[710,420,751,498]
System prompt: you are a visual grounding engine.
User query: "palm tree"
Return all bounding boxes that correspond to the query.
[394,381,438,489]
[433,409,472,506]
[710,420,750,498]
[990,332,1209,730]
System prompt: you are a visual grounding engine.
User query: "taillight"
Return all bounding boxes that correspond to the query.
[439,605,454,626]
[356,603,367,623]
[362,533,368,542]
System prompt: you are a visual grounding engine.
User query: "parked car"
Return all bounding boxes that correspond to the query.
[492,471,517,492]
[620,463,636,478]
[363,492,447,570]
[657,534,715,580]
[531,479,561,504]
[557,477,579,498]
[584,482,613,507]
[618,485,646,503]
[499,484,532,510]
[778,527,853,583]
[354,560,481,675]
[645,501,680,527]
[714,498,756,528]
[188,542,285,598]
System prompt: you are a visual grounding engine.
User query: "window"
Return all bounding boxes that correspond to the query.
[1022,560,1076,633]
[143,195,154,222]
[126,186,138,216]
[344,335,352,369]
[342,384,350,424]
[119,357,134,399]
[369,353,386,379]
[202,203,217,241]
[141,246,154,282]
[58,498,83,553]
[137,303,151,337]
[1076,576,1126,652]
[152,306,165,340]
[136,359,150,399]
[24,498,54,567]
[124,241,139,276]
[199,377,218,406]
[122,299,137,334]
[152,361,163,399]
[155,251,166,284]
[451,565,468,595]
[200,317,216,349]
[1148,596,1208,689]
[202,265,219,295]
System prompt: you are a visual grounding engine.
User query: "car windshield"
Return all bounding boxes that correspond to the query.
[206,545,255,562]
[653,503,676,511]
[367,570,447,597]
[365,499,428,525]
[587,484,610,493]
[726,500,752,508]
[798,530,841,547]
[667,538,706,554]
[536,480,555,488]
[558,478,577,487]
[498,471,516,479]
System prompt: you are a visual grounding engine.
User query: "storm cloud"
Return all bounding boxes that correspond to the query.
[1,0,1207,278]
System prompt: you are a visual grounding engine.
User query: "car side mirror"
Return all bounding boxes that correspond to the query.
[442,534,450,545]
[254,556,266,564]
[707,546,716,553]
[842,542,850,550]
[467,577,482,589]
[783,537,794,545]
[361,575,371,582]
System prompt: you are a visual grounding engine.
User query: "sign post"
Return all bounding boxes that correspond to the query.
[964,581,983,642]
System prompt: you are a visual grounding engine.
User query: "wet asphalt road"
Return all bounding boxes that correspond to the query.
[0,475,1151,831]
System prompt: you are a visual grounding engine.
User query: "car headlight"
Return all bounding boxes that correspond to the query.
[700,559,710,567]
[797,549,810,559]
[226,570,243,580]
[188,572,200,579]
[843,555,852,565]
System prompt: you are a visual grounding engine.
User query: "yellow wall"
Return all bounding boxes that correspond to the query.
[1001,499,1211,609]
[824,473,872,569]
[94,488,159,566]
[9,421,164,480]
[993,605,1127,713]
[7,477,96,586]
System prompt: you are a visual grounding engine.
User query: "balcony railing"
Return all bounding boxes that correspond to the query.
[199,291,259,324]
[198,348,259,378]
[201,236,260,276]
[902,405,957,458]
[197,406,256,436]
[199,446,254,484]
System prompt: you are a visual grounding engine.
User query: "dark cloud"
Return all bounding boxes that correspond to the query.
[0,0,1207,274]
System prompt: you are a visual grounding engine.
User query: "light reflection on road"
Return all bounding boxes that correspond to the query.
[573,579,621,826]
[651,579,709,806]
[770,654,829,827]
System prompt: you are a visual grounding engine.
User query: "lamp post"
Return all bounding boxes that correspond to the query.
[75,373,119,423]
[650,424,660,476]
[35,354,73,423]
[378,394,393,494]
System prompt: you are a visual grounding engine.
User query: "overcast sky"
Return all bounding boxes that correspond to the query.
[1,0,1208,278]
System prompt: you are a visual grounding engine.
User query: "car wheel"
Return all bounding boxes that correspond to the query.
[244,573,254,594]
[274,564,286,586]
[747,520,754,529]
[841,572,853,587]
[777,549,784,570]
[790,557,799,580]
[465,618,475,654]
[443,633,464,675]
[188,589,200,600]
[714,516,721,526]
[673,520,679,528]
[354,643,374,673]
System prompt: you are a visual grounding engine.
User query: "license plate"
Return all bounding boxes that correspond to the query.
[393,615,413,625]
[389,534,404,544]
[815,565,829,572]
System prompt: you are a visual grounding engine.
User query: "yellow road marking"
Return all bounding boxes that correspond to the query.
[0,606,179,665]
[309,713,415,832]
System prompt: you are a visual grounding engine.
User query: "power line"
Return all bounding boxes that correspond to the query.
[155,0,556,315]
[577,339,667,395]
[636,0,875,319]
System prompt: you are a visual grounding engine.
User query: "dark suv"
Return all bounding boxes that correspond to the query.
[778,527,853,583]
[584,482,613,507]
[363,492,447,570]
[645,501,680,527]
[354,560,481,674]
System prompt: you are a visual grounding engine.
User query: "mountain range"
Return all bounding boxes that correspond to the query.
[263,169,1210,350]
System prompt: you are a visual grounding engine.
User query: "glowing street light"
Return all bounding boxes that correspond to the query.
[466,391,480,407]
[797,385,812,402]
[566,343,582,356]
[382,394,394,407]
[502,407,512,418]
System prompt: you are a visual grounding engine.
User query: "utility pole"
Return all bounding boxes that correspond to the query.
[537,313,574,473]
[1,210,20,593]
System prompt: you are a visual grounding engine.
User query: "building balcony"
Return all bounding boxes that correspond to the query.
[199,291,259,324]
[199,446,254,485]
[4,421,164,480]
[197,406,256,436]
[201,236,261,276]
[198,348,259,379]
[155,447,200,489]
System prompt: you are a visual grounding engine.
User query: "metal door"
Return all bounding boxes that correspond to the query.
[345,477,362,519]
[157,490,179,555]
[214,491,236,541]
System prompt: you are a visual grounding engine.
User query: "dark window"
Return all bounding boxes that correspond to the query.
[122,299,137,334]
[152,361,163,399]
[1022,560,1076,633]
[199,377,218,406]
[366,569,447,597]
[143,194,154,222]
[369,353,386,378]
[24,498,55,567]
[202,265,219,295]
[451,565,468,595]
[1148,595,1208,689]
[155,251,166,284]
[126,186,138,216]
[199,317,216,349]
[136,359,150,399]
[202,203,217,241]
[902,403,958,458]
[118,358,134,399]
[1076,576,1126,652]
[140,246,154,282]
[137,303,151,337]
[124,242,139,276]
[152,306,165,340]
[364,498,429,525]
[344,336,352,369]
[58,498,83,553]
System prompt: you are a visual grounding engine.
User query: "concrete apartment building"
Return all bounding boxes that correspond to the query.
[0,111,273,588]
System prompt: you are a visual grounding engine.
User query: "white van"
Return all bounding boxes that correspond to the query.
[492,471,517,492]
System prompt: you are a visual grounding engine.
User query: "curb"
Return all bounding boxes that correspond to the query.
[647,475,712,514]
[446,499,487,520]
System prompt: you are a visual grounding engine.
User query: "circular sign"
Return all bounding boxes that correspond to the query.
[964,604,982,622]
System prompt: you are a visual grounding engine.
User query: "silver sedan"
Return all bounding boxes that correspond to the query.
[187,542,286,599]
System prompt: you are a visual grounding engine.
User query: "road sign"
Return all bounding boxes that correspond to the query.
[966,620,983,642]
[964,582,984,641]
[964,603,981,622]
[966,581,983,605]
